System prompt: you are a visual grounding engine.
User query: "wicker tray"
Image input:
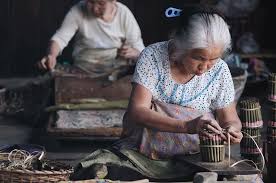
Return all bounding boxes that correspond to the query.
[0,168,72,183]
[0,145,73,183]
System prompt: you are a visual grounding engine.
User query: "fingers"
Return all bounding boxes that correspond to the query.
[118,45,139,59]
[228,134,242,144]
[226,126,243,144]
[199,129,214,138]
[47,56,56,70]
[38,55,56,71]
[201,119,222,134]
[38,57,48,70]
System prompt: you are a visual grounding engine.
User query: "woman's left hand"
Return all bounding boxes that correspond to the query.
[118,45,140,60]
[226,126,243,144]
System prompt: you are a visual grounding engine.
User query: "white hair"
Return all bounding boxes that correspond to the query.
[175,13,232,54]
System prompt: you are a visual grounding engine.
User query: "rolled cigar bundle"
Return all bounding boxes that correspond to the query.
[239,98,263,166]
[199,133,225,162]
[239,98,263,128]
[240,128,262,153]
[268,102,276,142]
[267,127,276,142]
[268,73,276,102]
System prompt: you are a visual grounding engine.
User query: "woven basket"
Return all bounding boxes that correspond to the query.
[0,159,73,183]
[0,168,72,183]
[0,145,73,183]
[230,67,248,102]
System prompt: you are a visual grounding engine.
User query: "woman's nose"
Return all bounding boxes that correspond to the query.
[199,63,208,71]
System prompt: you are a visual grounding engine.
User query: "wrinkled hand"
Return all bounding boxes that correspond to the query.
[225,126,243,144]
[189,115,225,139]
[38,55,57,71]
[118,45,139,60]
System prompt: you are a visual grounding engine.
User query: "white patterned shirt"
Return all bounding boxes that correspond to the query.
[132,41,235,113]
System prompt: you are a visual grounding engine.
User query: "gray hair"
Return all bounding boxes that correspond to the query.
[174,13,231,55]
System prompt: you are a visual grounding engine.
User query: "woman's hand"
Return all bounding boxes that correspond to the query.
[225,126,243,144]
[38,54,57,71]
[188,115,225,139]
[118,45,140,60]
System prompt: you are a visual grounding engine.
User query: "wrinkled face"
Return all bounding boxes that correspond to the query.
[86,0,114,17]
[180,47,223,76]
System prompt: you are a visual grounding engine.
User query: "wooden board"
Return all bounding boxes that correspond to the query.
[176,153,260,176]
[47,113,122,140]
[54,75,132,104]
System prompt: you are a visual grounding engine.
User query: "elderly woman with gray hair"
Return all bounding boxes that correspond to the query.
[122,7,243,154]
[73,7,262,182]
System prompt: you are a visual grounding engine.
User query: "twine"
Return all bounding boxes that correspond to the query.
[225,131,265,172]
[200,145,225,148]
[0,149,45,170]
[239,107,261,111]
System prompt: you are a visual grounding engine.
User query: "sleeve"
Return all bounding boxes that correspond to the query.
[212,62,235,109]
[51,5,81,53]
[123,7,145,52]
[132,47,159,93]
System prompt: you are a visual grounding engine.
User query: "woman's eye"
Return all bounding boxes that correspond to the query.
[192,56,206,61]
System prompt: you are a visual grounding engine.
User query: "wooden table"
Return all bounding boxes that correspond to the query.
[176,153,260,176]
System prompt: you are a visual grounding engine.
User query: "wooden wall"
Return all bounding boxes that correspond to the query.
[0,0,275,76]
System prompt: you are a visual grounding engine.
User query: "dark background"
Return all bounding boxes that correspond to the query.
[0,0,275,77]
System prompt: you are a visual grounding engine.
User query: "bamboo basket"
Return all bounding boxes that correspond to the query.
[199,134,225,162]
[268,73,276,102]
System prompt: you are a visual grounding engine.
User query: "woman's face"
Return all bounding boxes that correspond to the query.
[180,47,223,76]
[86,0,114,17]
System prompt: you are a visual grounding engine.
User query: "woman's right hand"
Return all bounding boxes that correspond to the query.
[188,115,224,138]
[38,55,57,71]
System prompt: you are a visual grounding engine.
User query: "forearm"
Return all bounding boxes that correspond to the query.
[216,103,242,131]
[220,119,242,131]
[47,40,61,57]
[126,106,191,133]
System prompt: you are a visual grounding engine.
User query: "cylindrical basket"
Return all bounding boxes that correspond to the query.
[200,134,225,162]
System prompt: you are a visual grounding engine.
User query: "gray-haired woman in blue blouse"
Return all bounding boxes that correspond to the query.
[123,8,243,150]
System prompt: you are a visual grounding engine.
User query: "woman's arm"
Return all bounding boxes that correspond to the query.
[125,83,222,135]
[216,103,243,143]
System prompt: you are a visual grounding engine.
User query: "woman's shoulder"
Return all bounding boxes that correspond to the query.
[136,42,168,69]
[116,2,135,16]
[69,1,86,16]
[209,58,230,76]
[142,41,168,56]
